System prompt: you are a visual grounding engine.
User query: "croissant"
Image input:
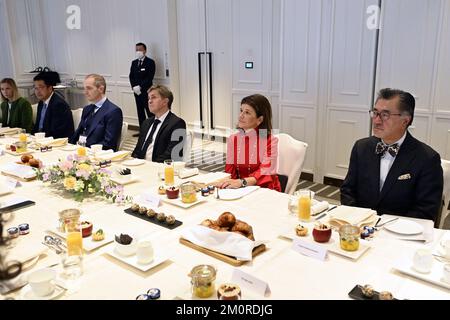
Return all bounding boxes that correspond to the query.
[217,212,236,228]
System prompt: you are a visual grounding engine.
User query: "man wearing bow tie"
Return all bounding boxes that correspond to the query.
[341,88,443,222]
[129,42,156,136]
[70,74,123,151]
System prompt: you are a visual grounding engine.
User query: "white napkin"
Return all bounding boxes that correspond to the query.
[311,201,329,215]
[327,205,378,228]
[1,163,37,179]
[179,168,199,179]
[95,150,131,162]
[181,225,264,261]
[217,186,260,200]
[192,172,231,185]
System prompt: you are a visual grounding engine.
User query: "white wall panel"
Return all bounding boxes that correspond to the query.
[433,0,450,114]
[376,0,442,111]
[431,116,450,160]
[280,105,316,173]
[0,0,14,78]
[324,109,371,178]
[407,114,430,145]
[280,0,321,104]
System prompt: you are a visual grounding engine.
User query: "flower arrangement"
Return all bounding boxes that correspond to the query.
[37,154,131,203]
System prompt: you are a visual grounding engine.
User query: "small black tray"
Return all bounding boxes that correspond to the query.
[348,285,399,300]
[124,208,182,230]
[0,200,35,213]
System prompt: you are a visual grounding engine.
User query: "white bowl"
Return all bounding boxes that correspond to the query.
[114,239,138,257]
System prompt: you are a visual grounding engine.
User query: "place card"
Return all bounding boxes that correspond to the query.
[5,178,20,189]
[292,237,328,261]
[137,192,161,209]
[231,269,271,297]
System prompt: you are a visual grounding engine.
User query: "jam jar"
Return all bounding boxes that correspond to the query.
[189,265,217,298]
[180,182,197,204]
[339,225,360,251]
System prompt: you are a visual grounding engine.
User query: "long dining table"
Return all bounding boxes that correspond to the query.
[1,142,450,300]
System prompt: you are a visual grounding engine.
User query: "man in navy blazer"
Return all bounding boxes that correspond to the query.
[129,42,156,134]
[32,72,74,138]
[341,88,443,222]
[70,74,123,151]
[132,85,186,162]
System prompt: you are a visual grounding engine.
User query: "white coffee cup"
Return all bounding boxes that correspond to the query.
[34,132,46,141]
[137,240,154,264]
[412,248,433,273]
[91,144,103,153]
[443,264,450,284]
[440,239,450,259]
[28,268,56,297]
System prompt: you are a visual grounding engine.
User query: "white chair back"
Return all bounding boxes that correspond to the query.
[183,129,194,162]
[275,133,308,195]
[71,108,83,129]
[118,122,129,150]
[31,103,38,124]
[439,159,450,229]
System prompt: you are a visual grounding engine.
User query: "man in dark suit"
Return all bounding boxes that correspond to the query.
[70,74,123,151]
[129,42,156,135]
[32,72,74,138]
[341,88,443,222]
[132,85,186,163]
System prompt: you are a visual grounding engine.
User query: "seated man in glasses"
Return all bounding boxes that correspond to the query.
[340,88,443,222]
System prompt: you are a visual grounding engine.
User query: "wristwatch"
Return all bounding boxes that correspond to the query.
[240,179,248,188]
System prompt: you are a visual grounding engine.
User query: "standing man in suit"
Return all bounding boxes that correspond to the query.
[32,71,74,138]
[340,88,443,222]
[129,42,156,136]
[70,74,123,151]
[132,85,186,162]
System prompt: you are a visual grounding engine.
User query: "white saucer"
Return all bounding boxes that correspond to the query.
[122,158,145,166]
[61,144,78,151]
[20,284,65,300]
[384,219,424,235]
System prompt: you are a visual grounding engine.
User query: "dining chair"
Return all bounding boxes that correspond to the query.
[438,159,450,229]
[275,133,308,195]
[118,122,129,151]
[71,108,83,129]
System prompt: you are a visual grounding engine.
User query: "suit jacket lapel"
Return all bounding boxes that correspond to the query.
[378,132,417,203]
[367,137,382,201]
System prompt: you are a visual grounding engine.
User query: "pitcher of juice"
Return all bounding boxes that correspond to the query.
[297,189,312,222]
[164,159,175,186]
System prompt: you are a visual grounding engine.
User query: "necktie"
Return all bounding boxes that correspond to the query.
[38,103,48,131]
[141,119,161,155]
[375,142,399,157]
[84,105,98,133]
[138,60,142,68]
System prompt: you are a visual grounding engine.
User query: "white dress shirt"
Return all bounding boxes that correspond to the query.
[93,96,107,112]
[7,102,12,125]
[145,110,170,161]
[379,131,407,191]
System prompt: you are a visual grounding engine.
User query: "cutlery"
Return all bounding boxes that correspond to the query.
[315,213,327,220]
[216,188,221,200]
[433,254,450,263]
[44,235,66,251]
[41,241,63,255]
[376,217,399,228]
[326,205,337,212]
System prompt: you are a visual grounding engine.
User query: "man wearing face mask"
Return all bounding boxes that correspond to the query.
[129,42,156,136]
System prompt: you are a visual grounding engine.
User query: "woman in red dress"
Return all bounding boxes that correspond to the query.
[219,94,281,191]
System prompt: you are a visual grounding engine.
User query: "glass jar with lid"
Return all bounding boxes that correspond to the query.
[180,182,197,204]
[189,264,217,298]
[58,208,81,232]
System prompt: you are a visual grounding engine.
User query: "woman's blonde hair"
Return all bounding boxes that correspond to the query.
[0,78,20,102]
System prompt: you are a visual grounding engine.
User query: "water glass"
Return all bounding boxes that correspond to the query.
[62,217,83,279]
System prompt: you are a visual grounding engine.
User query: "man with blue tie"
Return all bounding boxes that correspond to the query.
[70,74,123,151]
[32,71,74,138]
[340,88,443,222]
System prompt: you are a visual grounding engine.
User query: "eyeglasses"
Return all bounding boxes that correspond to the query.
[369,110,403,121]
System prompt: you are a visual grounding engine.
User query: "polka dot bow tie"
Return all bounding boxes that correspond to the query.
[375,142,399,157]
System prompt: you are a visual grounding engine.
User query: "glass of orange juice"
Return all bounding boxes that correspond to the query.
[62,217,83,279]
[297,189,312,222]
[164,159,175,186]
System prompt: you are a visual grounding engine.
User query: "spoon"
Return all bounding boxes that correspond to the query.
[44,235,66,253]
[42,241,63,255]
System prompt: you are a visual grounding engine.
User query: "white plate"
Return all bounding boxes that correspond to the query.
[105,246,169,272]
[161,195,207,209]
[217,186,259,201]
[392,255,450,290]
[19,284,65,300]
[384,219,424,235]
[47,228,114,252]
[110,174,139,185]
[60,144,78,151]
[122,158,145,166]
[280,229,370,260]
